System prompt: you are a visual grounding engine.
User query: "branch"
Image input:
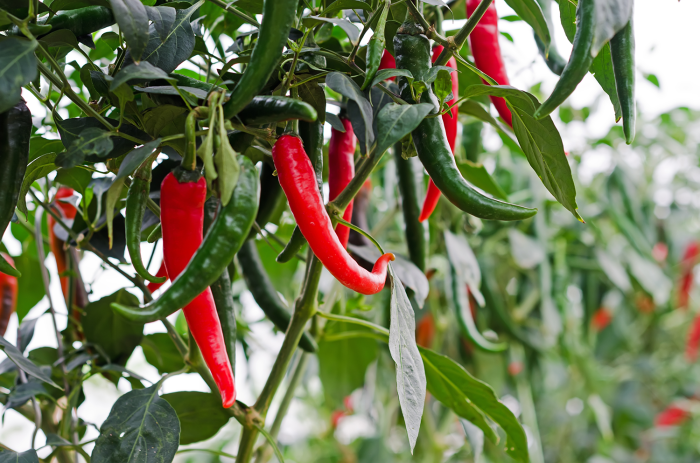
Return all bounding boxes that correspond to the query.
[205,0,260,27]
[433,0,493,66]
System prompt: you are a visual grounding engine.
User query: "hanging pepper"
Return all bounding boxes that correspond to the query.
[0,98,31,277]
[125,154,167,284]
[534,0,567,76]
[418,45,459,223]
[272,135,394,295]
[361,0,390,90]
[533,0,595,119]
[222,0,297,119]
[466,0,513,127]
[328,117,356,249]
[394,144,426,271]
[394,20,536,221]
[0,253,18,337]
[678,242,699,309]
[48,187,78,302]
[610,15,636,144]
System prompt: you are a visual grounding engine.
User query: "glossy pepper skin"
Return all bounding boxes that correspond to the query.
[394,145,426,271]
[0,253,18,337]
[111,159,259,324]
[328,118,356,248]
[237,239,317,352]
[534,0,595,119]
[0,98,31,277]
[272,135,394,295]
[160,171,235,407]
[237,96,318,126]
[466,0,512,127]
[418,45,459,223]
[48,187,77,302]
[146,260,168,293]
[125,158,167,284]
[610,16,636,144]
[394,21,536,221]
[222,0,296,119]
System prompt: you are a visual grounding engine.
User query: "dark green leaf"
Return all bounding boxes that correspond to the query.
[388,266,426,452]
[326,72,374,153]
[319,319,378,407]
[326,113,346,132]
[374,102,433,157]
[45,434,74,447]
[17,316,39,353]
[126,1,201,74]
[18,153,58,215]
[51,0,110,10]
[0,450,39,463]
[39,29,81,50]
[298,81,326,124]
[323,0,372,16]
[305,16,359,42]
[56,117,150,161]
[503,0,550,51]
[162,391,229,444]
[110,62,174,90]
[92,385,180,462]
[57,128,114,168]
[141,333,185,375]
[370,69,412,89]
[0,37,37,113]
[134,85,207,100]
[6,381,47,409]
[589,44,622,122]
[110,0,150,61]
[0,336,60,388]
[456,160,509,201]
[82,289,144,365]
[420,348,529,463]
[115,138,162,181]
[54,167,92,196]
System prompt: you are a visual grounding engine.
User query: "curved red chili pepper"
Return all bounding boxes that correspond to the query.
[272,134,394,295]
[160,173,235,407]
[655,404,689,427]
[0,253,18,337]
[328,117,356,248]
[48,187,77,302]
[466,0,513,127]
[147,260,168,293]
[418,45,459,223]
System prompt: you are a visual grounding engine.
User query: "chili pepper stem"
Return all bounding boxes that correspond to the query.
[433,0,494,67]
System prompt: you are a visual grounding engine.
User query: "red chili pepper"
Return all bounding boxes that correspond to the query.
[678,241,699,309]
[686,313,700,362]
[328,117,356,249]
[0,253,18,337]
[415,312,435,347]
[146,260,169,293]
[591,307,613,331]
[419,45,459,223]
[48,187,77,302]
[507,361,523,376]
[160,173,235,407]
[655,404,688,427]
[379,49,396,76]
[272,134,394,295]
[466,0,513,127]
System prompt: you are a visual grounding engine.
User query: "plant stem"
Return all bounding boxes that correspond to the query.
[433,0,493,66]
[205,0,260,27]
[236,253,323,463]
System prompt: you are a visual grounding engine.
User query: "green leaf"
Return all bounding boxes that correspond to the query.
[298,81,326,124]
[105,177,125,249]
[39,29,81,50]
[326,113,346,132]
[420,348,529,462]
[319,319,379,407]
[326,72,374,153]
[444,231,485,305]
[215,113,240,206]
[456,160,509,201]
[162,391,230,444]
[54,167,92,196]
[115,139,162,181]
[370,69,412,89]
[0,37,37,113]
[93,385,180,462]
[51,0,110,10]
[323,0,372,16]
[110,0,150,61]
[110,61,174,90]
[433,69,454,107]
[127,1,202,74]
[141,333,186,375]
[388,265,426,452]
[82,289,144,365]
[464,85,579,220]
[305,16,360,42]
[503,0,550,52]
[589,44,622,122]
[56,117,149,161]
[591,0,633,56]
[14,252,46,321]
[143,105,188,139]
[0,336,61,389]
[374,102,433,157]
[18,153,58,216]
[0,450,39,463]
[57,128,114,168]
[6,381,47,409]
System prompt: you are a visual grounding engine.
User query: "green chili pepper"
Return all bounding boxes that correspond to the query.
[256,162,285,231]
[125,154,166,284]
[449,262,507,353]
[394,144,426,271]
[533,0,595,119]
[238,239,317,353]
[238,96,318,126]
[361,0,390,90]
[46,6,115,38]
[111,157,259,322]
[276,227,307,263]
[0,99,31,277]
[394,22,537,221]
[222,0,297,119]
[204,197,237,373]
[610,17,636,144]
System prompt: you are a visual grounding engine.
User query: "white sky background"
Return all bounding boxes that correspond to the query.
[2,0,700,457]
